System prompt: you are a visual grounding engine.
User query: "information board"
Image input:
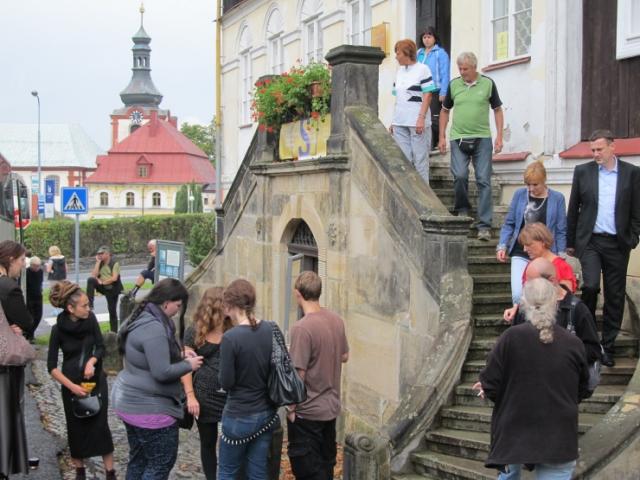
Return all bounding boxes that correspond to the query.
[155,240,186,283]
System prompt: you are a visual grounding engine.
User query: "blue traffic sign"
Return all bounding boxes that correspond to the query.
[38,198,45,215]
[61,187,88,214]
[45,179,55,203]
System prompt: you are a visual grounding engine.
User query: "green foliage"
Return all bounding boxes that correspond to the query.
[251,62,331,133]
[24,213,215,259]
[180,118,216,161]
[174,183,203,214]
[187,214,215,266]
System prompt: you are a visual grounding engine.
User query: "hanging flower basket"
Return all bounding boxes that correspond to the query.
[251,62,331,136]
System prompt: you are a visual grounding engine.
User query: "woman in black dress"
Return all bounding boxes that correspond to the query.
[48,281,116,480]
[0,241,33,479]
[183,286,232,479]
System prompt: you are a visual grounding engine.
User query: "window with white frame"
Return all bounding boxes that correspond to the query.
[266,8,285,74]
[126,192,135,207]
[347,0,371,46]
[491,0,532,62]
[152,192,161,207]
[99,192,109,207]
[239,25,253,124]
[617,0,640,59]
[301,0,323,63]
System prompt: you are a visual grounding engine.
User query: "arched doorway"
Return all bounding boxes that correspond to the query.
[284,220,318,336]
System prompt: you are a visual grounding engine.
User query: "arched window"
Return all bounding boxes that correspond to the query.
[99,192,109,207]
[126,192,135,207]
[266,7,284,74]
[152,192,161,207]
[301,0,323,63]
[238,25,253,124]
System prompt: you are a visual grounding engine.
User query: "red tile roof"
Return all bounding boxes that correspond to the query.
[559,137,640,158]
[87,116,215,184]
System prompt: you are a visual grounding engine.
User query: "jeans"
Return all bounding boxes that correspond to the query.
[498,461,576,479]
[196,421,219,480]
[450,137,494,229]
[287,417,337,480]
[392,125,431,185]
[86,277,120,332]
[580,235,630,354]
[124,423,178,480]
[510,256,530,305]
[218,410,277,480]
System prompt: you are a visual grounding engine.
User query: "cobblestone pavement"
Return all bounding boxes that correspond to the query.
[28,347,207,480]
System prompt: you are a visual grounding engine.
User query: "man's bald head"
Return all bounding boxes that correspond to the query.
[526,257,557,283]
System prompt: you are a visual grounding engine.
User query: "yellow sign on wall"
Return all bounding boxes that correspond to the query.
[279,115,331,160]
[496,31,509,61]
[371,23,389,55]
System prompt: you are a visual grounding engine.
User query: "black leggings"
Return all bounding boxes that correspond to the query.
[196,421,219,480]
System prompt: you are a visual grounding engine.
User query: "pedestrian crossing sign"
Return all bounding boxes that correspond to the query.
[61,187,88,214]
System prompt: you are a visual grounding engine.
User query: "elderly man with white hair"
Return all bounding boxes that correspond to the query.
[438,51,504,241]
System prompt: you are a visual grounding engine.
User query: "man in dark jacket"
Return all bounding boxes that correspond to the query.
[86,246,123,332]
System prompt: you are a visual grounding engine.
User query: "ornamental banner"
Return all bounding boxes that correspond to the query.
[279,114,331,161]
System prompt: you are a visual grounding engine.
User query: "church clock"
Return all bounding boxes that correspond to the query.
[130,110,144,125]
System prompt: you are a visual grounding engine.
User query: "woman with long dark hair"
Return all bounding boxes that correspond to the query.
[183,286,233,479]
[417,26,450,149]
[218,279,278,479]
[0,241,33,479]
[111,278,203,480]
[48,281,115,480]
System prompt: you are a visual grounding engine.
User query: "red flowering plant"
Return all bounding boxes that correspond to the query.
[251,62,331,133]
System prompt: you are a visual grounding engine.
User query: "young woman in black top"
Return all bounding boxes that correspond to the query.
[218,279,277,480]
[48,281,115,480]
[183,286,232,480]
[0,241,33,479]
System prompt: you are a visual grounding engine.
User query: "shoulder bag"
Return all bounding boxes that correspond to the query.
[267,321,306,407]
[0,300,36,366]
[71,343,102,418]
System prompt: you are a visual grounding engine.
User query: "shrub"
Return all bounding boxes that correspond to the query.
[24,213,216,260]
[187,214,215,266]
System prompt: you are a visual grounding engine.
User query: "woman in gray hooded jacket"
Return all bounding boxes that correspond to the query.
[111,278,203,480]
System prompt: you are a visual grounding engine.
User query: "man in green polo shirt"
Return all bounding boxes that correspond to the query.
[438,51,504,241]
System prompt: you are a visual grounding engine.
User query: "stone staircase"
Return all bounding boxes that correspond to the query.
[394,156,640,479]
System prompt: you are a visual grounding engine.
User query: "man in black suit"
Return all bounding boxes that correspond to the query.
[567,129,640,367]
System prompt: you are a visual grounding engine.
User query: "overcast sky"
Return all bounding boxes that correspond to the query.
[0,0,216,150]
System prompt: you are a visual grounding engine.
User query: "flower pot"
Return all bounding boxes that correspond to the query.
[309,81,324,98]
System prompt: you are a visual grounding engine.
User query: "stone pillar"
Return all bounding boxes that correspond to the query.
[325,45,385,154]
[343,433,390,480]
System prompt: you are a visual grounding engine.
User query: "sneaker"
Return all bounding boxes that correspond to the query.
[477,229,492,241]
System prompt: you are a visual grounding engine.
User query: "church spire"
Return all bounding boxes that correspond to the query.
[119,3,163,108]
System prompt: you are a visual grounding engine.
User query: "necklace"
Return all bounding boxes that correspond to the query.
[527,195,547,211]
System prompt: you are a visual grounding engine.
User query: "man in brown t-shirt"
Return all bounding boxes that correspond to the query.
[287,271,349,480]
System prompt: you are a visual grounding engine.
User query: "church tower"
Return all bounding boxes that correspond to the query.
[110,3,177,147]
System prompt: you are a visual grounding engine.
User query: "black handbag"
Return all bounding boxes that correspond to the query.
[71,394,102,418]
[71,342,102,419]
[177,406,194,430]
[267,321,306,407]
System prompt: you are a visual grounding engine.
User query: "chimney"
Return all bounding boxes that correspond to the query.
[150,110,159,136]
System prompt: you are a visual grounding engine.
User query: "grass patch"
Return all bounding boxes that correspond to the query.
[41,281,151,305]
[36,320,112,347]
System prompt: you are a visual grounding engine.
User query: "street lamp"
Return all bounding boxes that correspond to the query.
[31,90,42,217]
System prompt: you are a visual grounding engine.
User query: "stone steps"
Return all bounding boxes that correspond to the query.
[401,156,640,479]
[439,405,602,435]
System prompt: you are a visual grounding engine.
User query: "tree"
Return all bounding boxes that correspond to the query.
[174,182,203,214]
[180,118,215,164]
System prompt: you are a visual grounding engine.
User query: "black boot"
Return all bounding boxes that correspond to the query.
[75,467,86,480]
[106,469,117,480]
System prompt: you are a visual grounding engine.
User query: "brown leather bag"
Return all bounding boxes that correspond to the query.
[0,303,36,366]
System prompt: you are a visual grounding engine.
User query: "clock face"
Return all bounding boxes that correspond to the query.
[130,110,143,125]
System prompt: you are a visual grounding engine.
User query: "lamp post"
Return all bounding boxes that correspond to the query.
[31,91,42,218]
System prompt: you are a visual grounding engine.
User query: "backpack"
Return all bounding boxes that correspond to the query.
[566,295,602,393]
